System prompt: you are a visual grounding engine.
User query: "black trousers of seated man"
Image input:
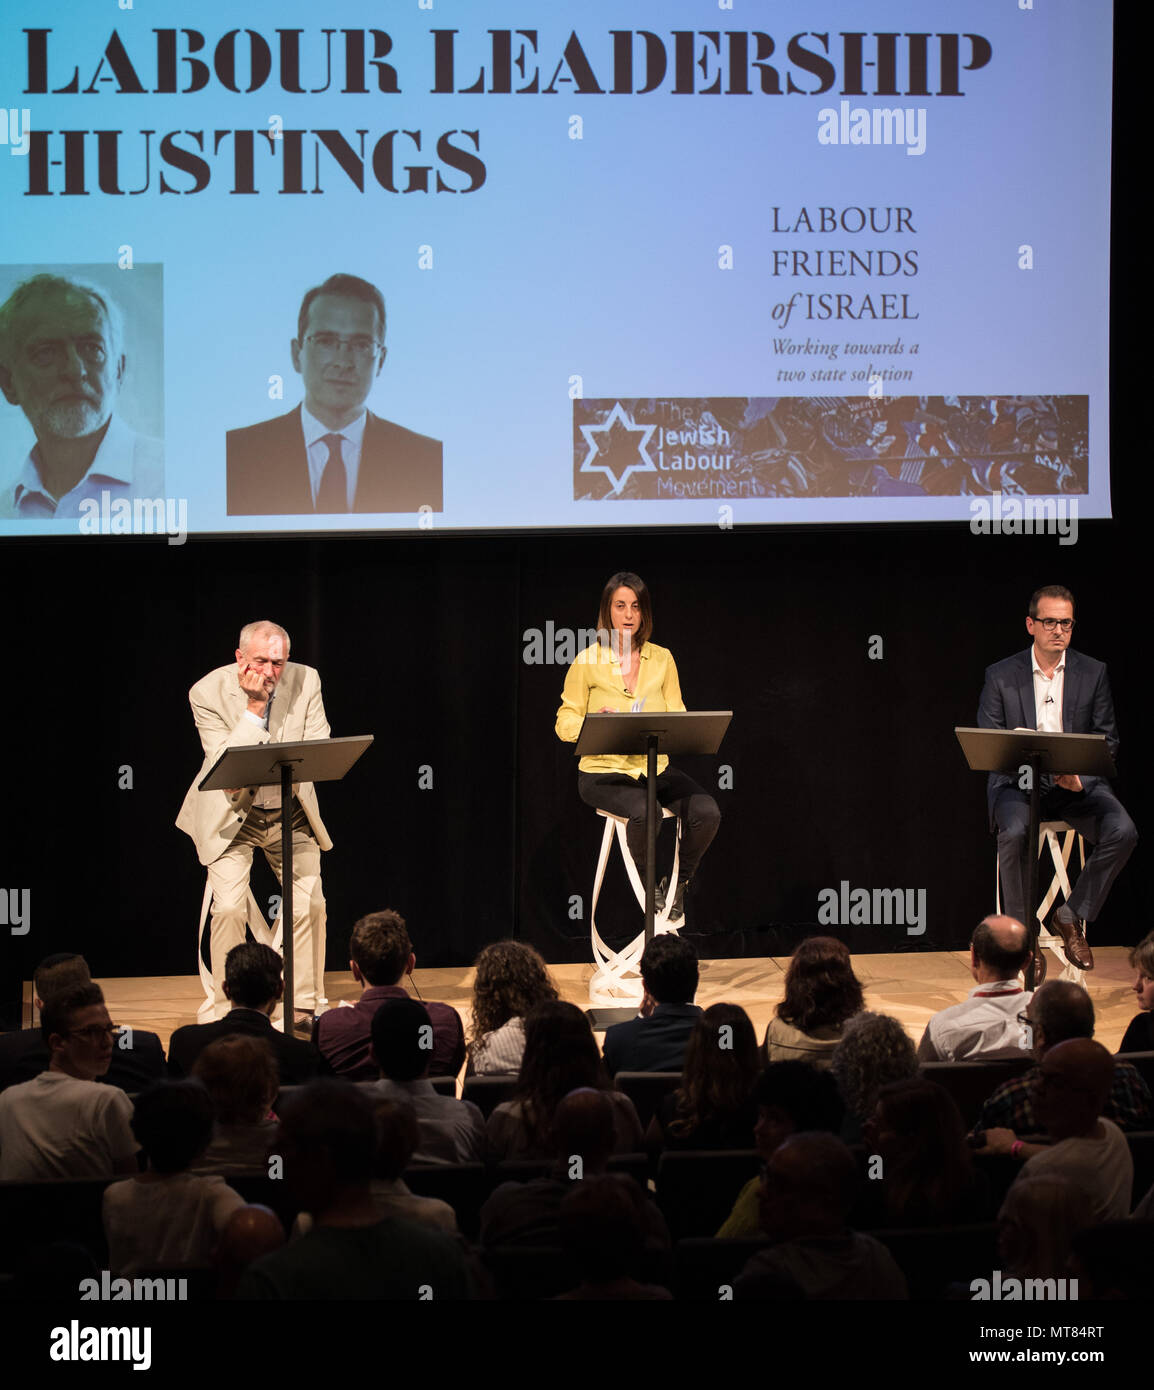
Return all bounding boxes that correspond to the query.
[578,768,721,886]
[994,780,1137,926]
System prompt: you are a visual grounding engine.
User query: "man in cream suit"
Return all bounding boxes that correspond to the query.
[177,620,331,1025]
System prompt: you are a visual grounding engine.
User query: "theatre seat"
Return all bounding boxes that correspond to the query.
[614,1072,681,1128]
[492,1153,649,1190]
[403,1162,489,1241]
[872,1222,998,1300]
[919,1057,1034,1129]
[461,1074,517,1118]
[655,1150,762,1240]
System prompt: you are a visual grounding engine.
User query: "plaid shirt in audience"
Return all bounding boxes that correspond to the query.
[974,1061,1153,1137]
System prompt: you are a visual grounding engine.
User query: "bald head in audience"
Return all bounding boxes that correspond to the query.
[970,915,1031,983]
[216,1205,285,1297]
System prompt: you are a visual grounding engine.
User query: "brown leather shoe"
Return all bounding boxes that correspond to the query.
[1052,905,1094,970]
[1028,944,1048,988]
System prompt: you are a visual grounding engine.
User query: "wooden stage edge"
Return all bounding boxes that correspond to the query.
[38,946,1142,1060]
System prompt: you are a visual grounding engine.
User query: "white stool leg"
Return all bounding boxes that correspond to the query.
[1048,827,1085,987]
[589,811,682,1007]
[590,816,644,1006]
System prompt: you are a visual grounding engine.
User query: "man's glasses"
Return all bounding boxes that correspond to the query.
[68,1024,118,1043]
[304,333,382,362]
[26,340,109,369]
[1035,617,1075,632]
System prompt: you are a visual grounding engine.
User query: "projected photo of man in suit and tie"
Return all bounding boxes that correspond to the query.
[226,272,443,517]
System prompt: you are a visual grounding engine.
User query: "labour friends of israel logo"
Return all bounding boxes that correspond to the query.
[578,401,657,496]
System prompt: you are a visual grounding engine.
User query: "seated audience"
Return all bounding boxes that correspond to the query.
[830,1011,918,1142]
[972,981,1152,1139]
[859,1078,984,1227]
[997,1175,1095,1282]
[763,936,864,1068]
[190,1034,280,1175]
[316,910,465,1080]
[602,936,702,1078]
[0,953,165,1094]
[917,915,1033,1062]
[554,1175,673,1301]
[296,1099,458,1237]
[236,1082,472,1299]
[1118,930,1154,1054]
[168,943,326,1085]
[488,1001,643,1161]
[102,1081,246,1274]
[734,1132,908,1300]
[717,1061,845,1238]
[467,939,559,1075]
[648,1003,760,1153]
[0,983,138,1180]
[986,1039,1133,1221]
[369,998,485,1164]
[481,1088,669,1250]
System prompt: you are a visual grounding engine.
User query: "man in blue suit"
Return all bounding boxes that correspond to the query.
[226,272,441,517]
[978,585,1137,971]
[602,935,702,1077]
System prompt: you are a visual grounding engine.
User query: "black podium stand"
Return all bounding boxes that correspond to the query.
[955,727,1116,989]
[200,734,373,1032]
[576,711,731,1028]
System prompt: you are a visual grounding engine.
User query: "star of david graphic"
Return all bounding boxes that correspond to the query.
[578,402,658,497]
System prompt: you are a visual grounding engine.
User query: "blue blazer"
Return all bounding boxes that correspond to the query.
[602,1002,702,1078]
[977,647,1121,827]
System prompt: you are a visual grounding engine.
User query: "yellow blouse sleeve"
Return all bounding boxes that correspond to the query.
[662,651,686,713]
[555,655,591,743]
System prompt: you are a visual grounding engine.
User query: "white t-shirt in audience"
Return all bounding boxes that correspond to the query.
[0,1071,137,1180]
[103,1172,246,1274]
[1020,1118,1134,1221]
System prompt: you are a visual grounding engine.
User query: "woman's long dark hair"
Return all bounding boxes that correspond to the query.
[513,1000,611,1149]
[668,1003,759,1139]
[872,1078,974,1225]
[776,936,864,1033]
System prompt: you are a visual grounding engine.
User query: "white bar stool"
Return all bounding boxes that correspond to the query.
[589,808,681,1008]
[996,819,1086,986]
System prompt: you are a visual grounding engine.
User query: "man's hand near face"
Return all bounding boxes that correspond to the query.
[238,661,275,716]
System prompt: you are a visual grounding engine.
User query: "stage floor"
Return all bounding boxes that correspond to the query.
[50,945,1141,1060]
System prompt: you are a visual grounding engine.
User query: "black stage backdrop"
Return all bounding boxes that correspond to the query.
[1,15,1145,1002]
[0,521,1146,995]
